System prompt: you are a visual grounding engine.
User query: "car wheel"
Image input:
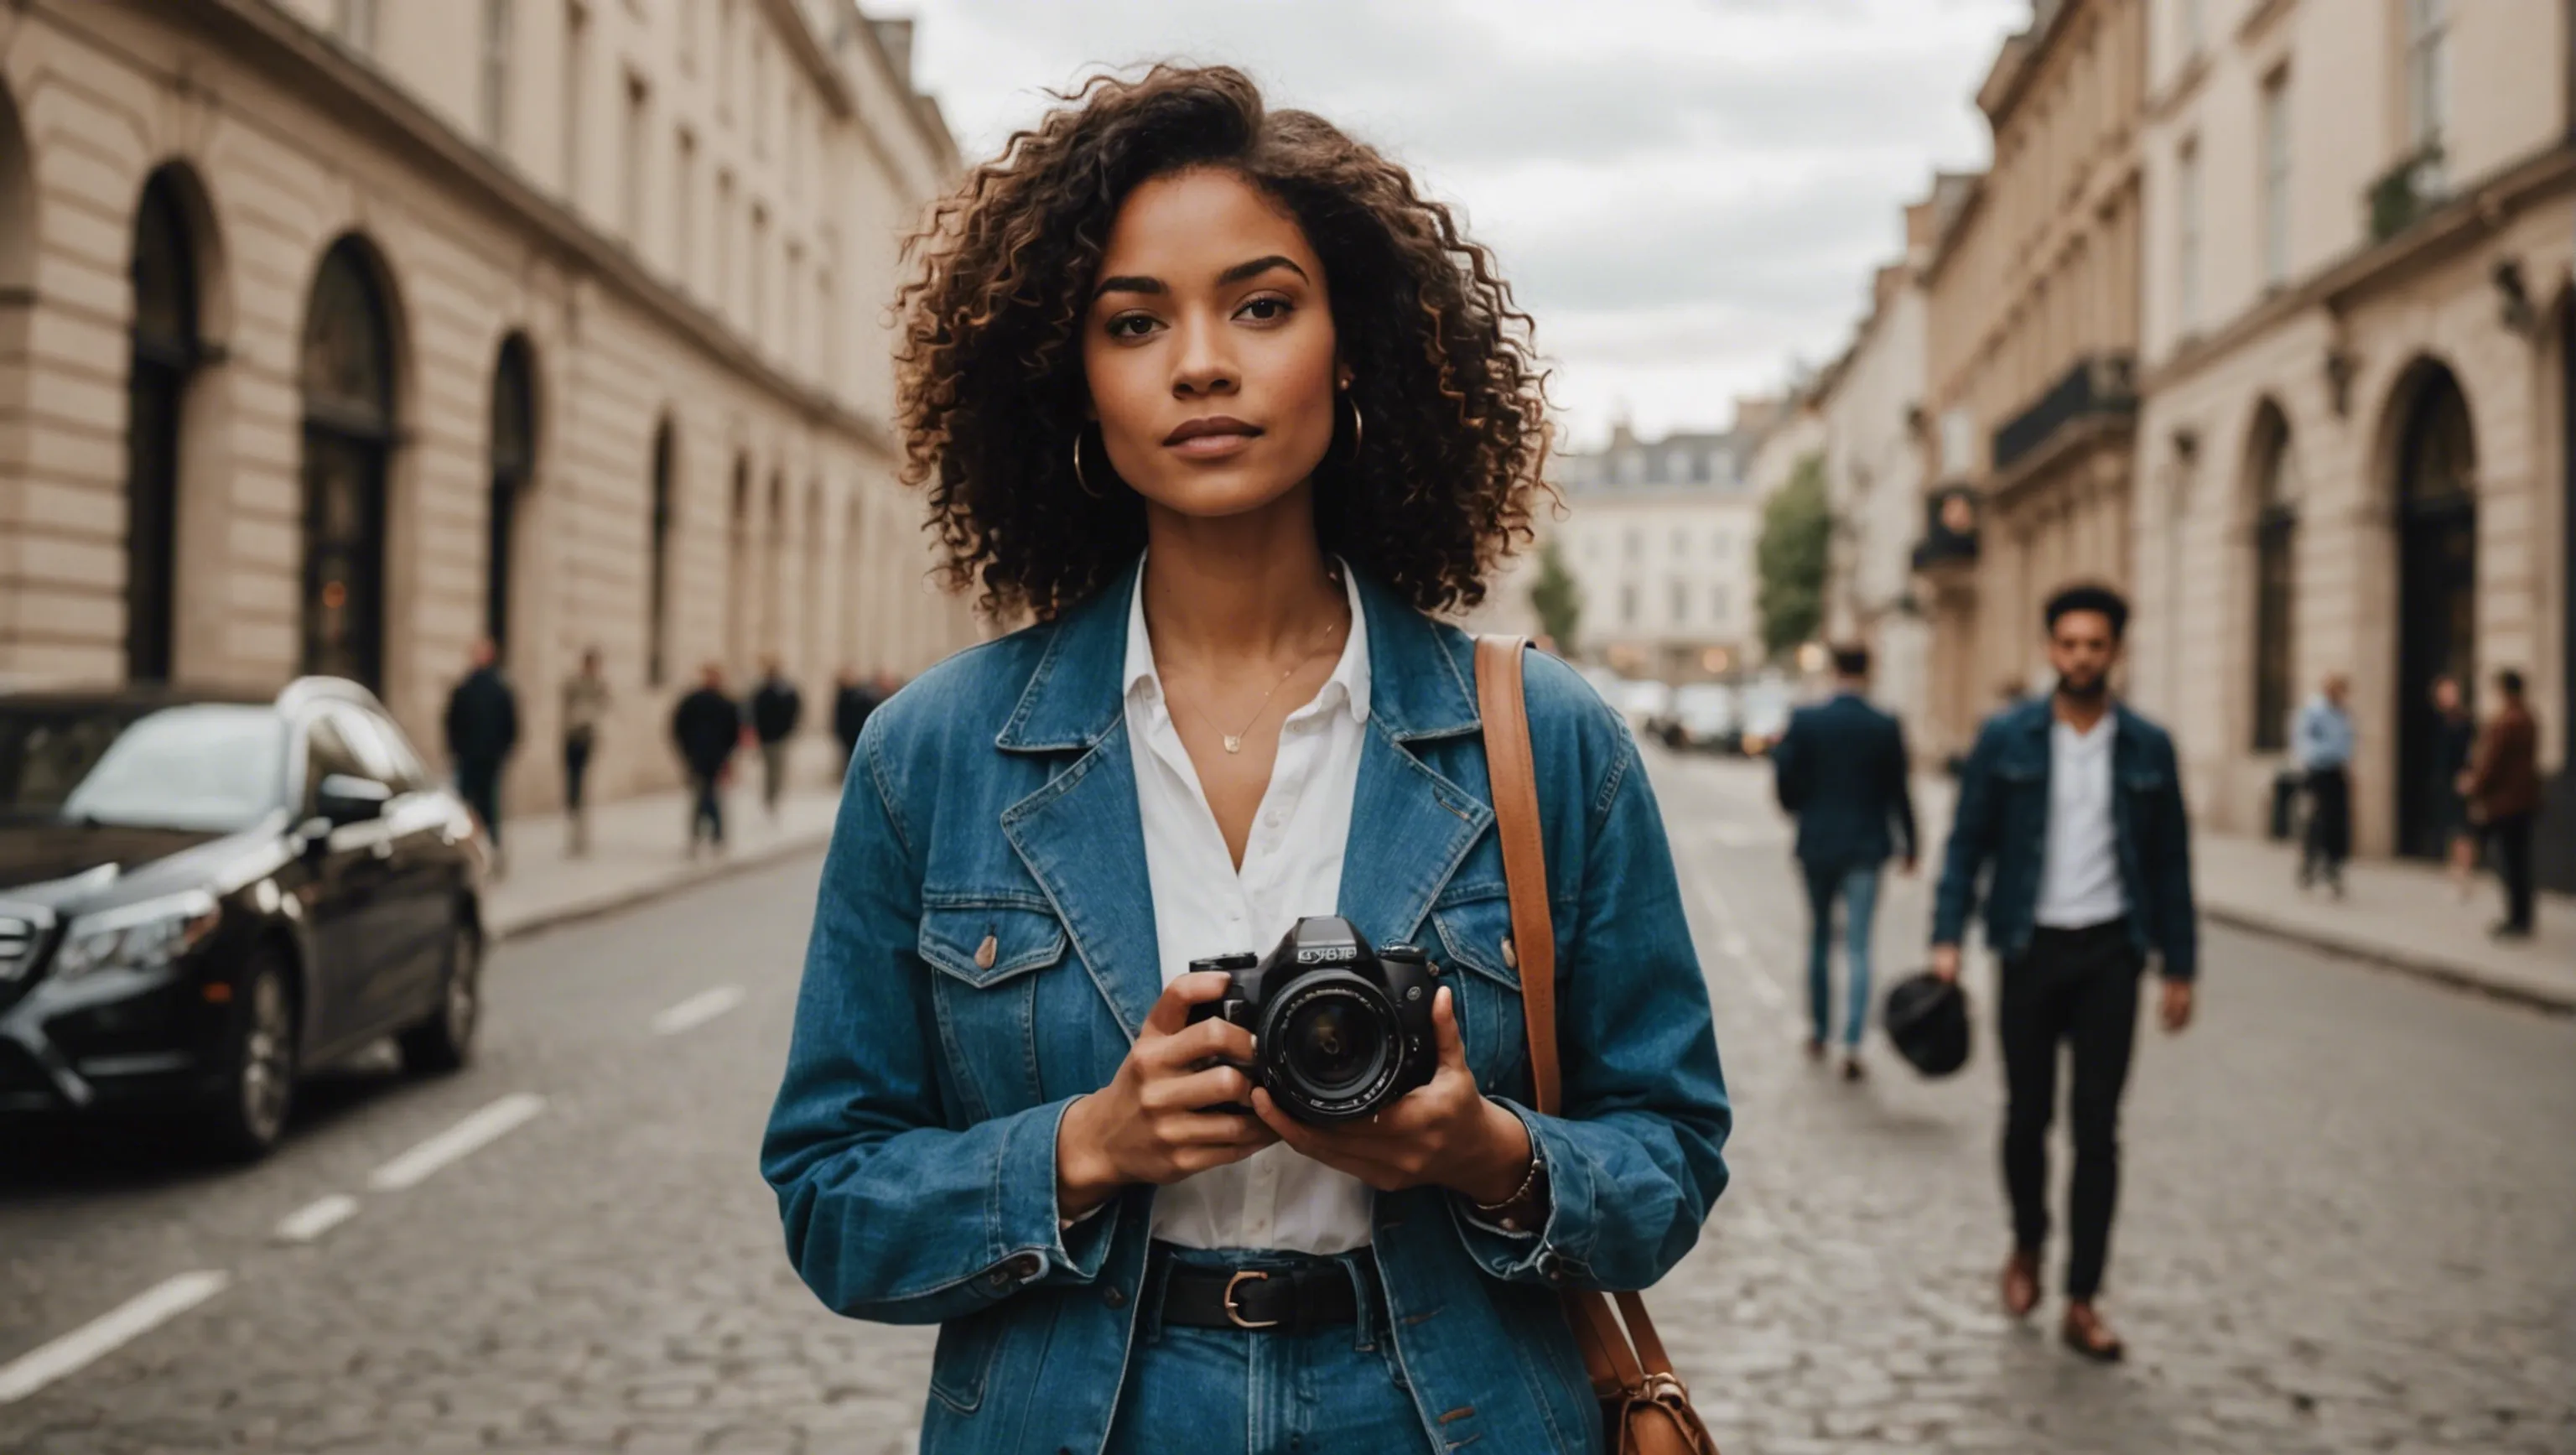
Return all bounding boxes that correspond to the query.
[207,953,297,1161]
[398,922,480,1076]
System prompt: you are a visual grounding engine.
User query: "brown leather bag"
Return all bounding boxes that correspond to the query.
[1475,636,1720,1455]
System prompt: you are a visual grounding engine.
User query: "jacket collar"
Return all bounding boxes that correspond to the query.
[997,555,1480,753]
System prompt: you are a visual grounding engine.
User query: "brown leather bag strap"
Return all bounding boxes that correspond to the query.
[1475,636,1691,1400]
[1473,635,1561,1118]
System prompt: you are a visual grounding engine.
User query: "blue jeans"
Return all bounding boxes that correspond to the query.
[1800,860,1881,1048]
[1105,1247,1433,1455]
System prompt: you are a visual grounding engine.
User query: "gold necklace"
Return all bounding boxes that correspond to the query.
[1172,585,1348,754]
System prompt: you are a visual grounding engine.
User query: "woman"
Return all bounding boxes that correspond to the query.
[762,66,1729,1455]
[2430,675,2477,898]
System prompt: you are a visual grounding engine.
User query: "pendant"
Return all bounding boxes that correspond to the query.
[1223,735,1243,754]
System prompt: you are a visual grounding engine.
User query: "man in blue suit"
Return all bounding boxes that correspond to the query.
[1771,644,1918,1079]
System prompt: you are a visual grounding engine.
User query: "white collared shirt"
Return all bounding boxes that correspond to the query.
[2035,711,2129,929]
[1124,559,1376,1254]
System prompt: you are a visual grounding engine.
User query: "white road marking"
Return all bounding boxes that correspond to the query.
[0,1271,230,1405]
[651,985,745,1037]
[273,1193,359,1244]
[367,1093,547,1193]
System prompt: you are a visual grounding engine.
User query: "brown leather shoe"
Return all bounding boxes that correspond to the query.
[2060,1302,2125,1362]
[2000,1249,2040,1319]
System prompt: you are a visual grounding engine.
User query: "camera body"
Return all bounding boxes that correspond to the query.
[1185,915,1441,1125]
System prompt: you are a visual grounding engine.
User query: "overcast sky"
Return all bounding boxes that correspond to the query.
[891,0,2025,448]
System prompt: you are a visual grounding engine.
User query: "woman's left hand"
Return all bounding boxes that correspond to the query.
[1251,985,1533,1203]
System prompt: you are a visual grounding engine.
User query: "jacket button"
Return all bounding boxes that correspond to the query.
[1103,1285,1127,1308]
[1010,1253,1045,1281]
[1500,935,1517,970]
[975,933,999,969]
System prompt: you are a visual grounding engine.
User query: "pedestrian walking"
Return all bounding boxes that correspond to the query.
[2293,673,2355,896]
[1771,642,1918,1080]
[442,637,519,874]
[2461,668,2541,939]
[560,647,611,857]
[672,663,740,857]
[761,66,1728,1455]
[2431,675,2479,899]
[830,666,880,776]
[749,655,802,819]
[1930,582,2197,1364]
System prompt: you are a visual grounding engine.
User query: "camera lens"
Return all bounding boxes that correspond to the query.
[1280,991,1386,1096]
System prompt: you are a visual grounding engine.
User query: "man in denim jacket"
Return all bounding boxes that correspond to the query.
[1929,583,2197,1364]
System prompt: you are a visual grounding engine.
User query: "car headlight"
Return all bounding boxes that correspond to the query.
[51,891,223,982]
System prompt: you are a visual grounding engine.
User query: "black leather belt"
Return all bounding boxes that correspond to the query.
[1156,1249,1371,1335]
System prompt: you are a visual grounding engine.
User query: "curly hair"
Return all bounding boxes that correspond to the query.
[894,65,1553,621]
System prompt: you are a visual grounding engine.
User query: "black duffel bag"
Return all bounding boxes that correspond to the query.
[1883,971,1971,1078]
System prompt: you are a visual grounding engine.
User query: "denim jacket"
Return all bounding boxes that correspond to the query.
[761,559,1731,1455]
[1930,696,2199,980]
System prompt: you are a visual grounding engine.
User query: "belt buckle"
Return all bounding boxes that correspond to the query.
[1223,1270,1279,1330]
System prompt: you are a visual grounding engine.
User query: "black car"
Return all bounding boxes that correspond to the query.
[0,678,486,1159]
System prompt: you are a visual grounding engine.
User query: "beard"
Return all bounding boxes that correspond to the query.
[2056,670,2109,702]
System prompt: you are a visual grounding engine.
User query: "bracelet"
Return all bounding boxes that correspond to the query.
[1472,1145,1545,1215]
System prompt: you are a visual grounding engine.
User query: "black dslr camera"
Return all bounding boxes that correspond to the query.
[1186,915,1442,1125]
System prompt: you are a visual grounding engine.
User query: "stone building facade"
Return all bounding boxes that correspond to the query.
[1818,192,1945,742]
[1916,0,2149,763]
[2126,0,2572,881]
[0,0,977,813]
[1548,423,1763,682]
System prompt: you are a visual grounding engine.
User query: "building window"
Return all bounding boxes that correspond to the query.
[621,77,650,242]
[2249,406,2298,751]
[1669,580,1687,624]
[562,3,589,198]
[787,91,804,199]
[1620,584,1638,626]
[1624,527,1642,563]
[2406,0,2450,159]
[2260,71,2291,288]
[674,128,698,292]
[714,171,735,318]
[750,205,770,340]
[751,34,769,156]
[649,418,676,686]
[299,237,400,690]
[478,0,512,145]
[1671,530,1686,560]
[334,0,379,51]
[1710,584,1729,623]
[2177,138,2202,334]
[127,168,202,683]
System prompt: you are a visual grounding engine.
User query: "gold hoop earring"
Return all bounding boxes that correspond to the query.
[1071,427,1105,499]
[1342,393,1365,460]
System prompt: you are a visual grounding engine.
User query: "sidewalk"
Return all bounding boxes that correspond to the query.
[478,778,844,942]
[1912,774,2576,1013]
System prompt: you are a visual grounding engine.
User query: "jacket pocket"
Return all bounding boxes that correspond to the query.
[927,1302,1009,1415]
[1431,895,1530,1099]
[919,897,1067,1122]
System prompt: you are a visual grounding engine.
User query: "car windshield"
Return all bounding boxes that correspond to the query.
[0,703,286,833]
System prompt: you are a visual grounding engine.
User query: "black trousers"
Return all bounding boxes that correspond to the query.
[562,734,594,813]
[2490,813,2536,931]
[2000,921,2143,1302]
[2301,766,2350,881]
[457,761,504,850]
[688,772,725,845]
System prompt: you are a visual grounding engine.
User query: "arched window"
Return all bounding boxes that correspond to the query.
[647,417,675,686]
[126,169,200,682]
[299,236,398,689]
[2246,403,2296,751]
[486,334,537,659]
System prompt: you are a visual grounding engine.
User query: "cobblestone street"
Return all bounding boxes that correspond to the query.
[3,751,2571,1454]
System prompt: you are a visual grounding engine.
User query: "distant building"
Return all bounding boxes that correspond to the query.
[1546,420,1762,682]
[1916,0,2149,762]
[1815,189,1951,750]
[2128,0,2571,881]
[0,0,976,813]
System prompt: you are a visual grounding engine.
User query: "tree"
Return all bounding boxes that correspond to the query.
[1528,537,1581,657]
[1757,452,1830,660]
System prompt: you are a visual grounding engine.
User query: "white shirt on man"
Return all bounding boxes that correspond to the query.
[2034,711,2129,929]
[1124,559,1376,1255]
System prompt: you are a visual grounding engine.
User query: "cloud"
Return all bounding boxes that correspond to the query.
[893,0,2021,440]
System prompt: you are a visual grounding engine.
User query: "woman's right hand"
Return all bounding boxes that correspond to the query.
[1055,972,1276,1219]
